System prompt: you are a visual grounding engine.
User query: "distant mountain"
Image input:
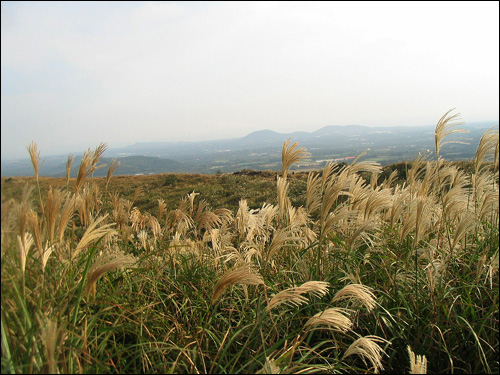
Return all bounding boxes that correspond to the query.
[2,155,182,178]
[240,129,285,144]
[1,121,497,177]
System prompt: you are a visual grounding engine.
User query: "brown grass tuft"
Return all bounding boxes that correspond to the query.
[281,138,310,178]
[407,345,428,374]
[434,109,469,161]
[332,283,377,311]
[17,232,34,274]
[66,153,75,187]
[474,127,499,173]
[211,264,264,304]
[27,141,41,180]
[343,335,390,373]
[267,281,330,310]
[106,158,121,189]
[72,215,116,260]
[305,307,353,333]
[256,356,280,374]
[85,250,137,297]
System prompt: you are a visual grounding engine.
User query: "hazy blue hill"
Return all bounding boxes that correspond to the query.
[1,121,497,177]
[62,156,183,177]
[99,156,182,176]
[1,155,183,178]
[237,130,290,147]
[241,129,281,140]
[312,125,368,136]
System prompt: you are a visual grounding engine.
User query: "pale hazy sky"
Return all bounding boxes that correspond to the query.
[1,1,499,160]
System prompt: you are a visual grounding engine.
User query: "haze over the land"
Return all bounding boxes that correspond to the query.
[1,1,499,160]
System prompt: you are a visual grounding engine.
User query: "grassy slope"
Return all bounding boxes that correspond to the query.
[1,128,498,373]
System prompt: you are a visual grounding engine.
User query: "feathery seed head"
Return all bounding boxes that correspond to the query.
[332,283,377,311]
[305,307,353,332]
[407,346,428,374]
[211,264,264,304]
[281,138,310,178]
[27,141,41,179]
[106,158,120,187]
[256,356,280,374]
[343,335,390,373]
[73,215,116,259]
[17,232,34,274]
[434,109,469,160]
[267,281,330,310]
[86,250,137,297]
[474,127,499,173]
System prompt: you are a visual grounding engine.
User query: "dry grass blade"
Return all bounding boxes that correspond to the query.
[148,215,162,241]
[73,215,116,259]
[75,149,94,195]
[343,335,390,373]
[474,127,499,173]
[349,159,382,176]
[321,161,339,190]
[27,141,45,214]
[1,198,15,248]
[27,209,43,258]
[434,108,469,160]
[44,187,62,243]
[276,177,291,223]
[66,153,75,185]
[266,228,298,262]
[414,195,433,246]
[197,211,222,232]
[321,205,352,239]
[74,143,108,195]
[486,250,499,289]
[14,187,33,250]
[256,356,280,374]
[382,168,399,189]
[267,281,330,310]
[281,138,310,178]
[450,212,476,252]
[85,250,137,297]
[157,199,167,223]
[363,188,393,221]
[407,345,428,374]
[58,194,75,242]
[27,141,41,179]
[214,208,234,225]
[130,207,147,232]
[41,244,55,271]
[332,284,377,311]
[345,218,379,251]
[306,171,322,214]
[211,264,263,304]
[39,316,60,374]
[305,307,353,332]
[91,142,109,171]
[17,232,34,274]
[320,171,350,225]
[106,158,121,188]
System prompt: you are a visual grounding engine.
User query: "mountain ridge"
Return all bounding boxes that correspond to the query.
[1,121,496,177]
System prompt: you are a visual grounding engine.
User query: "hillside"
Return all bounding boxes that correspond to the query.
[1,120,498,373]
[1,121,496,177]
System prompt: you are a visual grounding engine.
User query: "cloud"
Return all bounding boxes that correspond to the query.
[1,1,498,159]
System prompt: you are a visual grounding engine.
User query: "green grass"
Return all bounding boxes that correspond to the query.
[1,119,498,373]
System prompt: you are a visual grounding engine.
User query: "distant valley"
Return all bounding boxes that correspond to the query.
[1,121,496,177]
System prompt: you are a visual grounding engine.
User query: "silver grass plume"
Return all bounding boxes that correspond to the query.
[343,335,390,373]
[267,281,330,310]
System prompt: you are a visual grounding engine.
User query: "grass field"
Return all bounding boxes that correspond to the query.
[1,111,498,373]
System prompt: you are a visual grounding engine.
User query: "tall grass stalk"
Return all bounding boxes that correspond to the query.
[1,113,498,373]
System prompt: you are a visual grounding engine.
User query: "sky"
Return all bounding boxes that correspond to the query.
[1,1,499,160]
